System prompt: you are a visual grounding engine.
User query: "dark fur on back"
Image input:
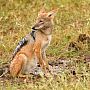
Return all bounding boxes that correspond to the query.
[12,37,28,59]
[12,30,36,59]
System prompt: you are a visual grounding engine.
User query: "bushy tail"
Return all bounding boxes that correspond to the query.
[0,63,10,77]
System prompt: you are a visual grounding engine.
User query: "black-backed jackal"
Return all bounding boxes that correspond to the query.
[10,8,58,77]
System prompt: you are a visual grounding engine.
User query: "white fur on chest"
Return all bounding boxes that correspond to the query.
[41,35,52,51]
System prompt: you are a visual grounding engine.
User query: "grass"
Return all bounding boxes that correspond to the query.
[0,0,90,90]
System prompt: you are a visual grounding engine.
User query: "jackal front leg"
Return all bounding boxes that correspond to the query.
[42,51,49,71]
[33,43,47,73]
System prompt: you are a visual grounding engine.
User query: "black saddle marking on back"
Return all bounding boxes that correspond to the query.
[12,37,28,59]
[12,30,36,59]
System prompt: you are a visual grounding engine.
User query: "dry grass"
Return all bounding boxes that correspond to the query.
[0,0,90,90]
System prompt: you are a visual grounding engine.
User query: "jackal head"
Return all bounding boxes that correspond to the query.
[32,8,58,34]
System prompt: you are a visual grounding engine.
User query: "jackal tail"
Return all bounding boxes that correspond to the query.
[0,63,9,77]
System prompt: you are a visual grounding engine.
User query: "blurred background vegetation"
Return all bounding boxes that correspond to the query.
[0,0,90,90]
[0,0,90,61]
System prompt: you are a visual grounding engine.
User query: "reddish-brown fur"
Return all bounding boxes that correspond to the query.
[10,8,58,77]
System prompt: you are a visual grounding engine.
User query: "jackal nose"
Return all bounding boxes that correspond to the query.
[32,26,35,30]
[32,26,36,30]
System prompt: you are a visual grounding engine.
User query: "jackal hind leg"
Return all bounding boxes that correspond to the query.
[10,54,27,77]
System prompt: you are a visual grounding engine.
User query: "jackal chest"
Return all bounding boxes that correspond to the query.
[41,35,52,51]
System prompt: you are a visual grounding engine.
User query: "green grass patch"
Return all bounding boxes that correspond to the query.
[0,0,90,90]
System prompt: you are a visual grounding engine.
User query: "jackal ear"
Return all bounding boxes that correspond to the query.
[47,8,58,18]
[38,8,46,16]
